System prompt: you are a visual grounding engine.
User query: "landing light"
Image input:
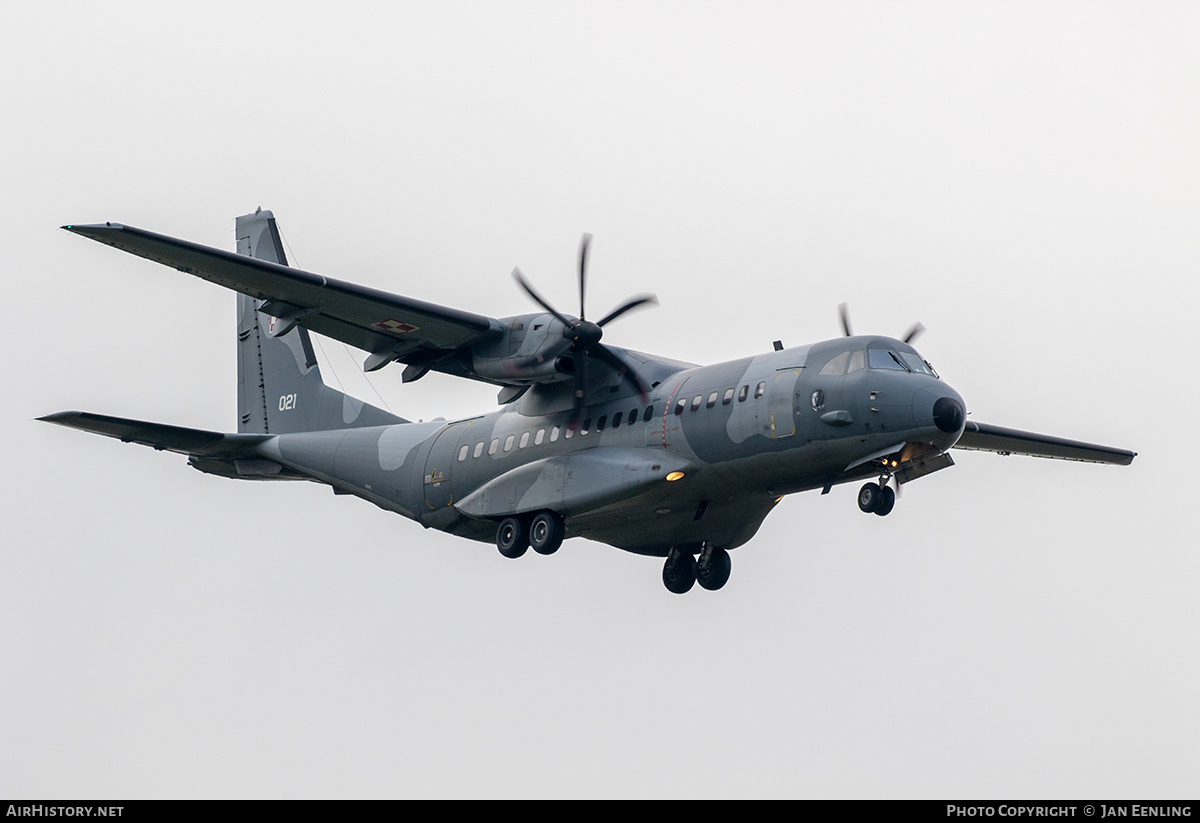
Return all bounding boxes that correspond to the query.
[665,471,685,482]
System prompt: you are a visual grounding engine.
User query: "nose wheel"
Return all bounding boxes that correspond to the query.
[858,481,896,516]
[662,543,731,593]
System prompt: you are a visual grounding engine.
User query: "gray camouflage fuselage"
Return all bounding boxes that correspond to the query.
[251,335,964,556]
[42,208,1133,592]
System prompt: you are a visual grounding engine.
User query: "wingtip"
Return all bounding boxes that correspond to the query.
[37,410,82,424]
[61,222,123,234]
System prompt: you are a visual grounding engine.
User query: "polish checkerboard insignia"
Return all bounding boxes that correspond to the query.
[373,318,419,334]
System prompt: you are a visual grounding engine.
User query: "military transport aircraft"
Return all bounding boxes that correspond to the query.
[42,209,1136,593]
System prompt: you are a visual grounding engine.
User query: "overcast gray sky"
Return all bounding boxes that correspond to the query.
[2,1,1196,799]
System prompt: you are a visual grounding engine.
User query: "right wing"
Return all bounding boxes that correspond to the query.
[64,221,504,377]
[954,421,1136,466]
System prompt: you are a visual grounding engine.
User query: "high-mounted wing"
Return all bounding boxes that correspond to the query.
[64,221,503,378]
[954,421,1136,466]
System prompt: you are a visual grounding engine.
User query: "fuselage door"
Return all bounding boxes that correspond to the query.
[769,369,801,438]
[424,422,467,510]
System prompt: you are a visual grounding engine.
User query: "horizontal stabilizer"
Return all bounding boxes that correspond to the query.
[38,411,270,458]
[954,421,1136,466]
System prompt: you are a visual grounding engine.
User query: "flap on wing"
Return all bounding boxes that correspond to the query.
[954,421,1136,466]
[455,448,695,519]
[39,410,270,458]
[63,222,501,362]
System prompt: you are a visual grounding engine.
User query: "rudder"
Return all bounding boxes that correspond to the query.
[235,208,406,434]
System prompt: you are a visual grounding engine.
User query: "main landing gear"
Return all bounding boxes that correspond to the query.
[498,516,732,595]
[857,480,896,516]
[496,510,565,559]
[663,543,732,594]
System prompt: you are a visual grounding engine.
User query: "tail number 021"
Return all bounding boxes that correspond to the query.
[279,394,298,411]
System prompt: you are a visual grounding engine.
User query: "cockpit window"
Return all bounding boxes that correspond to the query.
[847,349,865,373]
[819,351,850,376]
[898,352,936,375]
[867,349,939,378]
[868,349,909,371]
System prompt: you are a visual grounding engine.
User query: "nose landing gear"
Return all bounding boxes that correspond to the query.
[857,480,896,516]
[662,547,697,594]
[662,543,731,594]
[696,544,732,591]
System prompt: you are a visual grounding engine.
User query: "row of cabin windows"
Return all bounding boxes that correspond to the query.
[673,381,767,416]
[456,405,658,462]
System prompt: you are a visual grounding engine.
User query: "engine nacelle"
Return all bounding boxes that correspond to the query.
[469,311,573,385]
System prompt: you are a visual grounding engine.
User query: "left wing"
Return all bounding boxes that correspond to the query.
[954,421,1136,466]
[64,222,503,377]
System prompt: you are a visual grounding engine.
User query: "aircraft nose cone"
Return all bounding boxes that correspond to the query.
[933,396,964,433]
[914,385,966,442]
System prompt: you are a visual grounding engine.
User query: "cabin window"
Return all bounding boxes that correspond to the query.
[612,411,623,428]
[488,438,499,456]
[706,392,718,409]
[754,381,766,399]
[723,388,734,405]
[644,405,654,421]
[503,434,515,452]
[535,428,545,446]
[581,418,591,435]
[691,395,702,411]
[519,431,530,448]
[473,441,485,458]
[674,398,686,416]
[597,415,607,431]
[458,444,469,462]
[564,425,574,439]
[550,426,560,442]
[738,384,749,402]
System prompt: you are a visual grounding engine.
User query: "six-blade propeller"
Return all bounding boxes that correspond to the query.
[512,234,657,425]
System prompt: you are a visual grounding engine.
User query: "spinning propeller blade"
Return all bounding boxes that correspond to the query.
[513,235,658,418]
[837,304,926,347]
[838,303,852,337]
[902,322,926,344]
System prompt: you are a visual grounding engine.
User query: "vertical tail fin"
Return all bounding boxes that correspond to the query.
[235,209,407,434]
